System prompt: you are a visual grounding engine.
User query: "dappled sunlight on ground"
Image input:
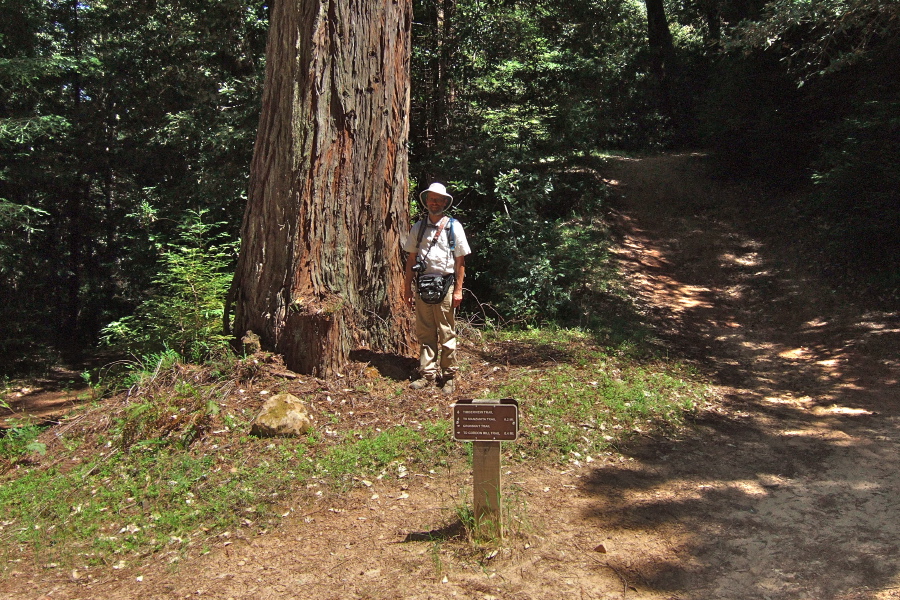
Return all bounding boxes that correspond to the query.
[579,153,900,599]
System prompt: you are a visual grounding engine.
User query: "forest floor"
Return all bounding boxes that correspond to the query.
[4,153,900,600]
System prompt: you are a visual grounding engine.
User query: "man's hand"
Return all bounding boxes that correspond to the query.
[452,288,463,308]
[452,256,465,309]
[403,252,417,308]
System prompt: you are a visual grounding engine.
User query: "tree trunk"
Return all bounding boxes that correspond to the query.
[409,0,455,181]
[645,0,674,74]
[644,0,676,115]
[61,0,84,360]
[229,0,415,376]
[703,0,721,44]
[435,0,456,139]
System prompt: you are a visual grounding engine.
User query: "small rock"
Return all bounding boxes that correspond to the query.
[250,393,312,438]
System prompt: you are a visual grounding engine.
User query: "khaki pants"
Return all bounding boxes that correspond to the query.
[415,291,457,380]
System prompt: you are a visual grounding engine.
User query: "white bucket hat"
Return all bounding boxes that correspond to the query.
[419,182,454,209]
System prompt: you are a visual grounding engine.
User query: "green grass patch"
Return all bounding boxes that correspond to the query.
[0,408,460,574]
[317,420,456,485]
[482,328,711,462]
[0,437,307,571]
[0,327,711,575]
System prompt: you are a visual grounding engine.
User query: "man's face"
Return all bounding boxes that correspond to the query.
[425,192,449,215]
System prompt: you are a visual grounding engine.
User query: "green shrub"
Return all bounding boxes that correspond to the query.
[101,210,235,362]
[460,167,613,325]
[809,95,900,292]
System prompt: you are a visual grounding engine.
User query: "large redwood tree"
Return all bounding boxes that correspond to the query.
[228,0,415,376]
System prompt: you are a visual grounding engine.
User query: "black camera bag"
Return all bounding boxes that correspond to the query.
[417,273,455,304]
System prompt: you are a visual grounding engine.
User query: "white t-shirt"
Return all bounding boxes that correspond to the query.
[402,216,471,276]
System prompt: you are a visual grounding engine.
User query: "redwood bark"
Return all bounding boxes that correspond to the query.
[229,0,415,376]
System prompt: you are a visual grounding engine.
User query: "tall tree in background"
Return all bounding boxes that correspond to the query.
[228,0,415,376]
[412,0,456,162]
[644,0,676,117]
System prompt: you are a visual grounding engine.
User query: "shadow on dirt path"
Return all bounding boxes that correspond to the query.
[582,153,900,599]
[1,367,91,428]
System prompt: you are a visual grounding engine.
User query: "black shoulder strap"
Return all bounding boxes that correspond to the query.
[414,218,427,249]
[447,217,456,252]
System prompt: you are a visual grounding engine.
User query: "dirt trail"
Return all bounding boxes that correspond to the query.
[1,367,90,429]
[594,154,900,599]
[7,153,899,600]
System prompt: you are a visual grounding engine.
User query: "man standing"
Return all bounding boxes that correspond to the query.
[403,182,471,394]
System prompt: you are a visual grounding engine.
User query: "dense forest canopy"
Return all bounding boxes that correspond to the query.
[0,0,269,367]
[1,0,897,373]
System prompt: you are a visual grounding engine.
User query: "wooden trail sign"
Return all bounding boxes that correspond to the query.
[452,399,519,538]
[453,398,519,441]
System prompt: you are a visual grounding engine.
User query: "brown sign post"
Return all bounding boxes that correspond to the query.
[452,399,519,539]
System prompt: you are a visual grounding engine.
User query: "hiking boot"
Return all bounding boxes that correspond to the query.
[409,377,434,390]
[441,377,457,395]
